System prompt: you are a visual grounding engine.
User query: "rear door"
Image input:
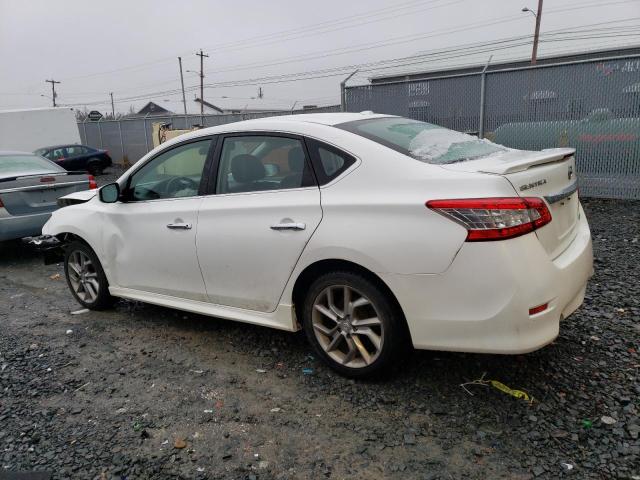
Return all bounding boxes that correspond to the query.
[196,133,322,312]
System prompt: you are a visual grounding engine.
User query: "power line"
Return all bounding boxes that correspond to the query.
[62,32,640,108]
[56,1,640,100]
[53,19,640,107]
[50,0,447,83]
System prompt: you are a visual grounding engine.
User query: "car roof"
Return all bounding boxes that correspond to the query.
[146,112,398,155]
[36,144,90,150]
[258,112,394,126]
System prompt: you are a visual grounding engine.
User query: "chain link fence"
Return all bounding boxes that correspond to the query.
[345,54,640,199]
[78,105,340,166]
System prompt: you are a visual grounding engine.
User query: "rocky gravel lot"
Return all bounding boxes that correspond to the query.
[0,185,638,479]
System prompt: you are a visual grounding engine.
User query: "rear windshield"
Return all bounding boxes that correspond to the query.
[337,117,506,164]
[0,154,63,176]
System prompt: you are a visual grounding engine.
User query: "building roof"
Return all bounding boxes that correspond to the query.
[137,102,173,115]
[370,46,640,84]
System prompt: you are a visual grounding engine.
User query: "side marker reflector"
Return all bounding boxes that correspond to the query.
[529,303,548,316]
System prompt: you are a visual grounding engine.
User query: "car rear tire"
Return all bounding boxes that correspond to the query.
[87,158,102,175]
[301,270,406,378]
[64,241,114,310]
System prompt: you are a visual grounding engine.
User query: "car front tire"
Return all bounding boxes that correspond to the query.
[64,241,114,310]
[301,271,406,378]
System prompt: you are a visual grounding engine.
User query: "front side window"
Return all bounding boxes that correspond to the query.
[337,117,506,164]
[216,135,315,194]
[127,139,211,201]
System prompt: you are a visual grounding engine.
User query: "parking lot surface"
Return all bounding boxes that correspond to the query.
[1,183,638,479]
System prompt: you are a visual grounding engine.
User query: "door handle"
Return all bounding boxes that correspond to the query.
[270,222,306,231]
[166,223,192,230]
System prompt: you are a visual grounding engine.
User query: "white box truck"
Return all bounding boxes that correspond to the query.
[0,107,81,152]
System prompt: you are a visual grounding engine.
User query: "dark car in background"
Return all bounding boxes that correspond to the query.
[34,144,112,175]
[0,151,96,241]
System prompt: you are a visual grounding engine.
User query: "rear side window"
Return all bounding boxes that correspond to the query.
[66,145,84,157]
[215,135,316,194]
[0,154,63,175]
[337,117,506,164]
[306,139,355,185]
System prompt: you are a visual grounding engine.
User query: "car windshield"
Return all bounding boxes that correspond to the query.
[0,154,63,176]
[337,117,507,164]
[33,148,48,156]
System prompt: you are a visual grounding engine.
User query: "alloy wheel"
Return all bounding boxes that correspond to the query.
[67,250,100,303]
[311,285,384,368]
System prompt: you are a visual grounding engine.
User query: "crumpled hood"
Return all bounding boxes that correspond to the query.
[59,189,97,202]
[56,189,97,207]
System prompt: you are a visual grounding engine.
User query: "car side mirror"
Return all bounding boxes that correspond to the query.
[99,182,120,203]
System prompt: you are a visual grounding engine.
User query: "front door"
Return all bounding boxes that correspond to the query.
[102,138,213,301]
[196,134,322,312]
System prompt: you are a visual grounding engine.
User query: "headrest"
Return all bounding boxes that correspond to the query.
[231,154,265,183]
[288,147,305,173]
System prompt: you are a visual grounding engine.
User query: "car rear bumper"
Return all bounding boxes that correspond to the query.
[380,204,594,354]
[0,212,51,241]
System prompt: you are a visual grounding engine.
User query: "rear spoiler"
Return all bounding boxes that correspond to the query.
[0,170,88,183]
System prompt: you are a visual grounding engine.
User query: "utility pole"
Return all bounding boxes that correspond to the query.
[178,57,187,117]
[195,49,209,121]
[110,92,115,117]
[45,79,60,107]
[340,70,359,112]
[531,0,543,65]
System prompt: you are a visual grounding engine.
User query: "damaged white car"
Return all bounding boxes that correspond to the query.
[40,113,593,377]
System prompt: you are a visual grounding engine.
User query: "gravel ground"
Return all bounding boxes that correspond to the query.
[0,197,638,480]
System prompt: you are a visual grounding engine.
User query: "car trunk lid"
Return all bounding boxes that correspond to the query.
[443,147,580,259]
[0,172,91,216]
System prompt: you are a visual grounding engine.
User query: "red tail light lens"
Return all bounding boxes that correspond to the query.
[40,176,56,183]
[426,197,552,241]
[0,196,4,208]
[88,175,97,189]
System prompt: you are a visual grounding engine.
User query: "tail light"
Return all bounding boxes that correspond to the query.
[88,175,97,189]
[0,196,3,208]
[426,197,552,241]
[40,176,56,183]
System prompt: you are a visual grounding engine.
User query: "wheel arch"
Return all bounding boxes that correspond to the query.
[55,231,95,250]
[291,258,411,342]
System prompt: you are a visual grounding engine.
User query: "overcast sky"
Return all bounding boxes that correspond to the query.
[1,0,639,115]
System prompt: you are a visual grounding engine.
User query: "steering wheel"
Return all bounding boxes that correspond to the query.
[165,176,199,196]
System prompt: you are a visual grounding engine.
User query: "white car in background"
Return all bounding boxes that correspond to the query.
[41,113,593,377]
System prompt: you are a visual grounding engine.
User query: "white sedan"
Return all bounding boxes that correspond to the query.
[42,113,593,377]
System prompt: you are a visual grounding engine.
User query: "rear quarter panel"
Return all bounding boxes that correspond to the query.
[279,133,521,305]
